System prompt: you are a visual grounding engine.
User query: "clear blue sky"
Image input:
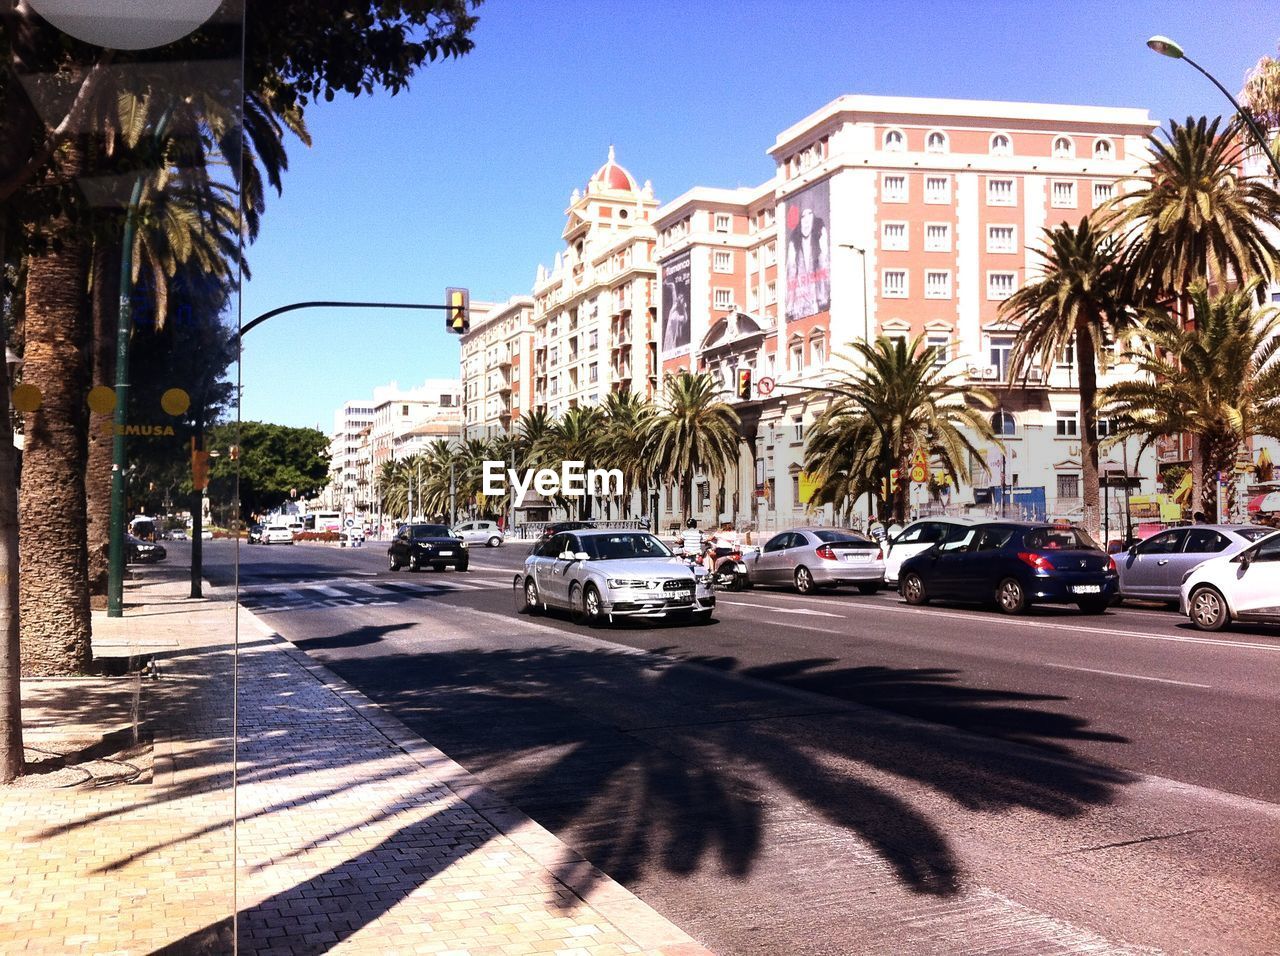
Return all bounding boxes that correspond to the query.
[238,0,1275,431]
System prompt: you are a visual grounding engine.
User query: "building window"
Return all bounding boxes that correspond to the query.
[987,224,1016,253]
[589,330,598,351]
[987,177,1015,206]
[1096,417,1115,438]
[789,338,804,371]
[764,242,777,266]
[926,130,948,153]
[991,411,1017,436]
[589,362,598,383]
[1093,138,1113,159]
[766,281,777,305]
[714,213,732,233]
[549,346,558,364]
[987,271,1017,300]
[1051,180,1077,208]
[924,222,951,252]
[882,269,908,298]
[748,287,759,311]
[1052,136,1074,158]
[793,418,805,442]
[990,334,1015,379]
[1057,473,1080,499]
[883,173,908,202]
[1056,411,1079,437]
[1092,181,1114,204]
[713,250,733,273]
[882,221,908,250]
[748,248,759,271]
[990,133,1012,156]
[883,128,905,152]
[925,270,951,299]
[1057,340,1076,367]
[714,288,734,310]
[811,336,826,367]
[924,175,950,203]
[926,333,950,366]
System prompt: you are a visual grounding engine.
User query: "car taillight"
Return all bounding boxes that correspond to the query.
[874,549,883,561]
[1018,552,1054,571]
[815,545,837,560]
[1107,556,1117,573]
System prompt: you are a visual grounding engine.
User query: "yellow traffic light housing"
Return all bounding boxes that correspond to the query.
[736,368,752,400]
[446,287,469,334]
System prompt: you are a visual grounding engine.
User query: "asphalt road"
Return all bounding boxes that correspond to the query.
[193,539,1280,955]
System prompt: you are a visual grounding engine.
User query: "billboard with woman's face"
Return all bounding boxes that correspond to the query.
[661,252,692,355]
[784,179,831,323]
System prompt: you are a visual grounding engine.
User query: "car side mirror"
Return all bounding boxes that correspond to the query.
[574,551,590,561]
[558,550,575,561]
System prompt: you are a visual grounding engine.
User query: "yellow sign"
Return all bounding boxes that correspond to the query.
[910,464,928,483]
[1128,493,1182,522]
[160,388,191,416]
[797,471,819,504]
[10,383,41,413]
[87,385,116,415]
[912,448,928,468]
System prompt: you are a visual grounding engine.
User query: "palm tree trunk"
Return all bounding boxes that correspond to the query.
[1077,328,1102,542]
[86,240,118,606]
[0,223,25,782]
[19,139,94,676]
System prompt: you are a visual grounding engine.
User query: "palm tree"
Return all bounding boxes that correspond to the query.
[644,371,741,524]
[515,407,554,469]
[537,407,603,519]
[1242,49,1280,178]
[1101,281,1280,521]
[999,217,1134,539]
[596,391,656,518]
[804,337,998,523]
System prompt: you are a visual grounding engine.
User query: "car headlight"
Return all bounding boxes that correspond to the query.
[608,578,649,589]
[459,540,469,549]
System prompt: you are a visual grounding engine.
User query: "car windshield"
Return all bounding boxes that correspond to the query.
[813,530,874,544]
[579,533,673,560]
[410,524,451,539]
[1236,527,1277,542]
[1023,527,1099,550]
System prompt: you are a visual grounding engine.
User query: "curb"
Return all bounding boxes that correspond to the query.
[237,601,713,956]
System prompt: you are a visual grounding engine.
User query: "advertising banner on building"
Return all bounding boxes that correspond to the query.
[660,252,692,355]
[784,178,832,323]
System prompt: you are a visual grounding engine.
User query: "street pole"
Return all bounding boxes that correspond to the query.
[1122,439,1134,543]
[449,460,456,527]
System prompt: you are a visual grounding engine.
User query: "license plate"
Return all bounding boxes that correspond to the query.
[841,553,871,562]
[438,550,453,556]
[1072,584,1101,594]
[669,590,692,601]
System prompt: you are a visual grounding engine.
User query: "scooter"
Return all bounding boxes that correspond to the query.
[709,545,750,591]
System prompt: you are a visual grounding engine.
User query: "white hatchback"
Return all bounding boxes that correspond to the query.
[1180,529,1280,630]
[883,516,981,586]
[261,525,295,545]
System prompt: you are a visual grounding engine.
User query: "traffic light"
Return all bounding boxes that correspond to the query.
[736,368,752,400]
[446,287,469,334]
[880,468,902,499]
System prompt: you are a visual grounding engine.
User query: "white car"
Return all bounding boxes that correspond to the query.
[883,516,980,586]
[1179,530,1280,631]
[453,520,504,547]
[261,525,295,545]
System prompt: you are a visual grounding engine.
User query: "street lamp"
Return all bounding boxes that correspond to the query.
[1146,35,1280,182]
[838,244,871,344]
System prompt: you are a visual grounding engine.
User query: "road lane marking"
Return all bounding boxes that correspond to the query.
[1038,662,1212,688]
[717,599,843,618]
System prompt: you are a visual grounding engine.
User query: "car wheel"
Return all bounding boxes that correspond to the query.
[1188,586,1230,631]
[856,583,879,595]
[487,536,502,548]
[793,565,816,595]
[389,553,400,572]
[1077,598,1109,614]
[582,584,604,625]
[408,553,420,572]
[521,577,542,615]
[568,583,586,624]
[457,561,469,573]
[996,578,1028,615]
[901,572,928,605]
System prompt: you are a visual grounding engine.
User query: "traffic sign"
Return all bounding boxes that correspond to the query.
[757,376,775,396]
[345,518,355,528]
[910,464,927,483]
[912,448,928,469]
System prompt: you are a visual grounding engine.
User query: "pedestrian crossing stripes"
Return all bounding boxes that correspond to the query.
[236,576,492,613]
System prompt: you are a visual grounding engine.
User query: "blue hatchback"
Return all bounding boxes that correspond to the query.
[897,522,1118,614]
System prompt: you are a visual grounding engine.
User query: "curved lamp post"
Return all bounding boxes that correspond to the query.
[1146,35,1280,182]
[26,0,222,50]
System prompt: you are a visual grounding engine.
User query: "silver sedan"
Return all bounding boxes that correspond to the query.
[743,527,885,594]
[1114,524,1276,605]
[515,529,714,625]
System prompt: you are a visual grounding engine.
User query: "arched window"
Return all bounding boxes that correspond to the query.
[883,128,905,152]
[1093,138,1113,159]
[990,133,1012,156]
[926,130,948,153]
[991,411,1017,436]
[1052,136,1074,159]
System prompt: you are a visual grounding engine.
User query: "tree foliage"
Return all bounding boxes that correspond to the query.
[208,421,330,521]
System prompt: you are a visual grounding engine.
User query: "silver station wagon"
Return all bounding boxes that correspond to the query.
[515,528,715,625]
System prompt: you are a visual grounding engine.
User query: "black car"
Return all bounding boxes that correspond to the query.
[388,523,469,572]
[897,521,1118,614]
[540,521,596,539]
[247,524,264,544]
[126,533,167,564]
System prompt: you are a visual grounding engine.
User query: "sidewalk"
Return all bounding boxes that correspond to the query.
[0,565,712,955]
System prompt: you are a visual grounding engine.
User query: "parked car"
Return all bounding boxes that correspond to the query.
[388,523,468,572]
[261,524,295,545]
[1114,524,1276,605]
[246,524,264,545]
[200,529,213,540]
[898,521,1118,614]
[453,520,504,547]
[516,528,713,624]
[883,516,981,586]
[540,520,596,539]
[168,529,188,542]
[743,527,884,594]
[1180,529,1280,631]
[126,534,166,564]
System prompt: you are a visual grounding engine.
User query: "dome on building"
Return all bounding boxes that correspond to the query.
[589,145,638,192]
